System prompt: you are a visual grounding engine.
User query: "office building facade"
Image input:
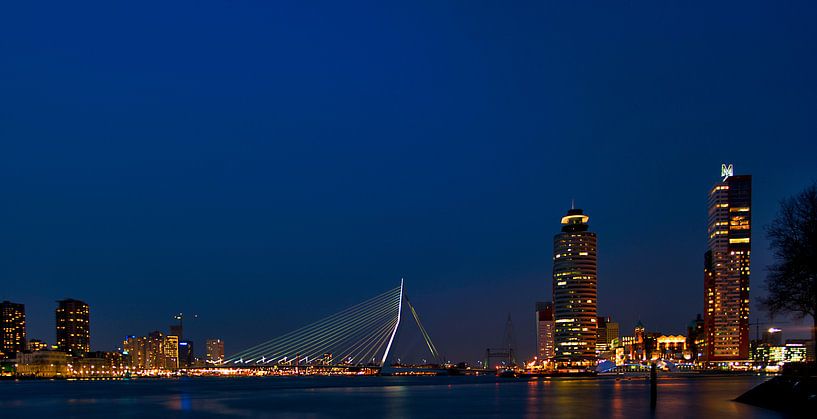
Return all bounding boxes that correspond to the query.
[124,332,179,370]
[553,208,598,362]
[703,166,751,361]
[1,301,26,358]
[535,302,555,360]
[206,339,225,364]
[596,316,619,352]
[179,340,194,368]
[606,320,620,349]
[56,299,91,355]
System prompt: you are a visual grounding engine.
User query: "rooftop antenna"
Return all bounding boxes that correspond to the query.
[571,198,575,210]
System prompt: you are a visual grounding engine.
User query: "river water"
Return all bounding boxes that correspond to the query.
[0,375,783,418]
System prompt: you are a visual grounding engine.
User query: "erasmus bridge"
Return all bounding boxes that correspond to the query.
[224,279,440,370]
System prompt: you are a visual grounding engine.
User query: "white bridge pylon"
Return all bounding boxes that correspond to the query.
[224,279,439,367]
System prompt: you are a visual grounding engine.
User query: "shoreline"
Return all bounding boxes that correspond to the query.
[735,363,817,414]
[1,370,775,382]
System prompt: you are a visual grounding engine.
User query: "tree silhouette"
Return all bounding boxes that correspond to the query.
[763,183,817,360]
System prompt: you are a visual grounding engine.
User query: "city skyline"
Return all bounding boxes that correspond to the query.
[2,165,810,363]
[3,1,817,362]
[4,3,817,418]
[2,165,814,361]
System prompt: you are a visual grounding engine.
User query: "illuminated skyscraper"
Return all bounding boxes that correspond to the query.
[596,316,618,352]
[606,320,620,349]
[164,335,179,369]
[125,332,179,369]
[206,339,225,364]
[56,299,90,355]
[703,165,751,362]
[178,340,194,368]
[123,335,146,368]
[535,302,555,360]
[552,208,598,362]
[1,301,26,358]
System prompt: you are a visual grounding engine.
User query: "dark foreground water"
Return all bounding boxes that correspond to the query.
[0,375,786,418]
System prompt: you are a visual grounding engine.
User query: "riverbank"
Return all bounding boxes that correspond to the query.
[735,363,816,415]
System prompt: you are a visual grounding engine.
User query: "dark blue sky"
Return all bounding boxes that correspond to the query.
[2,1,817,361]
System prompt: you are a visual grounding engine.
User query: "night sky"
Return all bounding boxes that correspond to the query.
[3,1,817,362]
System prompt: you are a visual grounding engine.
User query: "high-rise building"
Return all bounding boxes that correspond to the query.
[206,339,225,364]
[165,335,179,369]
[123,335,146,368]
[596,316,608,352]
[535,302,555,360]
[553,208,598,362]
[169,323,189,367]
[1,301,26,358]
[124,332,179,370]
[178,340,194,368]
[606,320,620,349]
[56,299,90,355]
[703,165,751,362]
[596,316,618,352]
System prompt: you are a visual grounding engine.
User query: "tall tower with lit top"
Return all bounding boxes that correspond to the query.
[703,164,751,362]
[552,207,598,362]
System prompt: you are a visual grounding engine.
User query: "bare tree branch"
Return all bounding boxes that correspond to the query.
[763,182,817,358]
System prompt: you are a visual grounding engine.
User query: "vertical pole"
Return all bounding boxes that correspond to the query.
[650,361,657,410]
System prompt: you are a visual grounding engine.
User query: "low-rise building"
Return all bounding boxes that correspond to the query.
[16,351,70,378]
[784,339,814,362]
[752,341,809,365]
[70,351,127,378]
[653,335,688,361]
